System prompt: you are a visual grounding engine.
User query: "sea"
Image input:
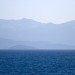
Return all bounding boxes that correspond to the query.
[0,50,75,75]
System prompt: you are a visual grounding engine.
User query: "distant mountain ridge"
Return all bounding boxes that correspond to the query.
[10,45,35,50]
[0,19,75,49]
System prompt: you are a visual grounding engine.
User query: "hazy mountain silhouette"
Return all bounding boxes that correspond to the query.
[0,18,75,49]
[10,45,35,50]
[0,38,35,49]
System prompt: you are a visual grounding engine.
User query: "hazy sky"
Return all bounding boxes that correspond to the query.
[0,0,75,23]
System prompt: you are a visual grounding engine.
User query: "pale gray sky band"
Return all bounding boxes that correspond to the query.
[0,0,75,24]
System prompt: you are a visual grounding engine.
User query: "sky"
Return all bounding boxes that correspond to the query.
[0,0,75,24]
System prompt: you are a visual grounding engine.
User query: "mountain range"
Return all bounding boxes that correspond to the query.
[0,18,75,49]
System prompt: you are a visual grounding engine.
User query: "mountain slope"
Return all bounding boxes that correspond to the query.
[0,19,75,49]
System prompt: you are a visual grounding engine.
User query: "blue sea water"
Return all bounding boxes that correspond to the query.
[0,50,75,75]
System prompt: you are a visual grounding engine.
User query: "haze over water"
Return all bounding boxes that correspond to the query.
[0,0,75,75]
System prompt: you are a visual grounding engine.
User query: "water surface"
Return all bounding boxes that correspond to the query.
[0,50,75,75]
